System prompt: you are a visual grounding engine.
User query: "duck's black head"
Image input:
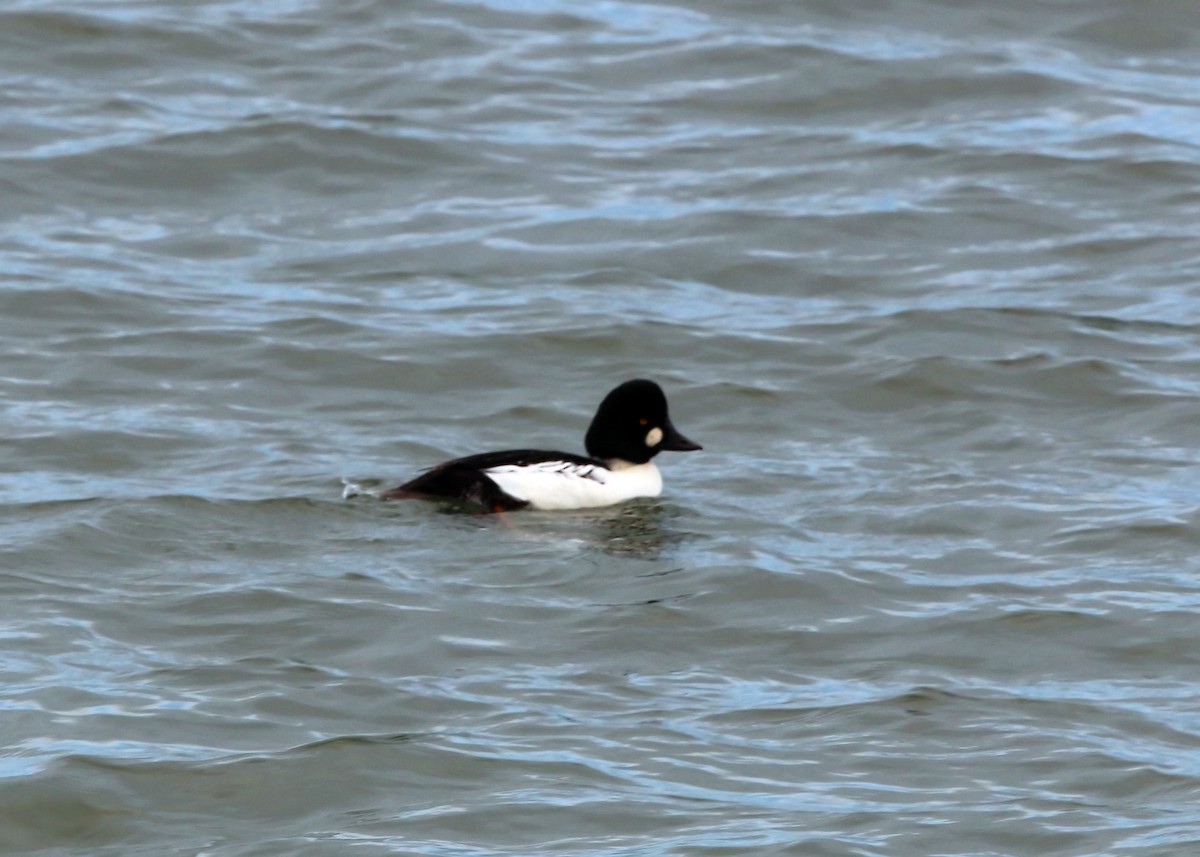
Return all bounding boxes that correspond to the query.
[584,379,702,465]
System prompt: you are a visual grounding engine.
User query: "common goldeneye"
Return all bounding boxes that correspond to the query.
[376,379,701,511]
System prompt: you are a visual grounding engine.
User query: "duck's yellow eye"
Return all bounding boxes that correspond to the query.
[639,417,648,425]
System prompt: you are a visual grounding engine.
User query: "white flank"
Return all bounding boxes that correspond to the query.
[485,460,663,511]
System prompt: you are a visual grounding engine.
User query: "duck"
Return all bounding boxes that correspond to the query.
[377,379,701,511]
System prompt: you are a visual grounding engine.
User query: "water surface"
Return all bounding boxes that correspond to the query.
[3,1,1200,855]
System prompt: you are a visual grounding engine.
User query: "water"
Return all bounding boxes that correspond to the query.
[3,1,1200,854]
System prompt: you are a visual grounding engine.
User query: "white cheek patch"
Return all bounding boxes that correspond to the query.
[644,427,663,447]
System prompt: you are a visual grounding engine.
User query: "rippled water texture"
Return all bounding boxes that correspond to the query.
[3,1,1200,855]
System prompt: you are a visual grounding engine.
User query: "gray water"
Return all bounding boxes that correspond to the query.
[3,1,1200,855]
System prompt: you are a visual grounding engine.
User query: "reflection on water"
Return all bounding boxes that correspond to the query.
[588,500,694,560]
[353,489,692,560]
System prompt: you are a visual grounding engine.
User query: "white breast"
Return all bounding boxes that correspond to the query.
[484,460,663,511]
